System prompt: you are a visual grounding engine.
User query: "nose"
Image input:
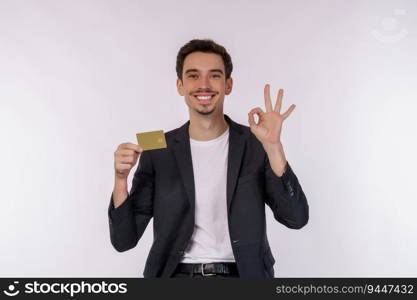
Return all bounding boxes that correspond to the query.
[197,74,211,90]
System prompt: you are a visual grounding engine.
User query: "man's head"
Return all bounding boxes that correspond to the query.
[176,39,233,116]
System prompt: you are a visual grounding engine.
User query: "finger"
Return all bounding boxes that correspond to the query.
[116,163,133,171]
[282,104,296,120]
[118,155,137,163]
[248,107,264,126]
[117,149,137,156]
[121,142,143,153]
[248,111,258,127]
[249,107,265,115]
[264,84,273,112]
[274,88,284,113]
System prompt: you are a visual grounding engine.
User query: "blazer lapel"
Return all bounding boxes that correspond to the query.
[172,114,248,214]
[173,121,196,213]
[224,114,247,213]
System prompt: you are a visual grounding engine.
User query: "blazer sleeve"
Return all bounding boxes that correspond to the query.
[108,150,154,252]
[263,155,309,229]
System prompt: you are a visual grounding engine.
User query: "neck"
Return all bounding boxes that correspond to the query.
[188,113,229,141]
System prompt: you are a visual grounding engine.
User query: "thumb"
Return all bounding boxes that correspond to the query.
[248,111,258,128]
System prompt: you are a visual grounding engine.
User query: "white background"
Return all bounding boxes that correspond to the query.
[1,0,416,277]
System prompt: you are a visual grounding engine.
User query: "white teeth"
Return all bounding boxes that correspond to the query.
[196,95,213,100]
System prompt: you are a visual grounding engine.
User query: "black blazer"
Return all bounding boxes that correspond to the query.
[108,114,309,278]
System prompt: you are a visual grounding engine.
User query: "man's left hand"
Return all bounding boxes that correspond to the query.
[248,84,295,147]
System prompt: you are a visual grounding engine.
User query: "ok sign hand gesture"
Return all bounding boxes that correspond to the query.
[248,84,296,146]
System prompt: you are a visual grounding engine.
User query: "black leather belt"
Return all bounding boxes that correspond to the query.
[175,262,239,276]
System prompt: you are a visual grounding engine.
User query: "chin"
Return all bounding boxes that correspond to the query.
[197,109,215,116]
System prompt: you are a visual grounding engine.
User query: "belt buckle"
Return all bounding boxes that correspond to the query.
[201,263,216,276]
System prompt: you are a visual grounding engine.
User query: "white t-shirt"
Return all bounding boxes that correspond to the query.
[180,126,236,263]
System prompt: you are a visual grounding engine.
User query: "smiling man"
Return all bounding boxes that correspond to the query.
[108,39,309,278]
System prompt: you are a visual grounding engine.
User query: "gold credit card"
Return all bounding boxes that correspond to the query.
[136,130,167,151]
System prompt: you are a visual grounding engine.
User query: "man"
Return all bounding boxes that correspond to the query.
[108,39,309,278]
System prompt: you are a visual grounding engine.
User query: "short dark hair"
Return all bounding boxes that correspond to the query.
[176,39,233,80]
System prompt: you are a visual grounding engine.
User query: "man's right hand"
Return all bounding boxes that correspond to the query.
[112,143,143,208]
[114,142,144,180]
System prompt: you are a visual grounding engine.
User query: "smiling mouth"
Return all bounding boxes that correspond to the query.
[193,94,216,103]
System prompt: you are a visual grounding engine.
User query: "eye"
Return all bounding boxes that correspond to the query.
[212,74,221,78]
[188,74,197,78]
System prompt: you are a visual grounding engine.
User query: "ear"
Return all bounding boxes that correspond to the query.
[225,77,233,95]
[176,78,185,96]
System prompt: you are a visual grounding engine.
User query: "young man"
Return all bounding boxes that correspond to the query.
[109,39,309,278]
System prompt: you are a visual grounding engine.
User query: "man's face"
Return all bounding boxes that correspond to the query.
[177,51,233,116]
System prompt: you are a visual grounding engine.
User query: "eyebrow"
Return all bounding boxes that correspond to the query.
[184,68,224,75]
